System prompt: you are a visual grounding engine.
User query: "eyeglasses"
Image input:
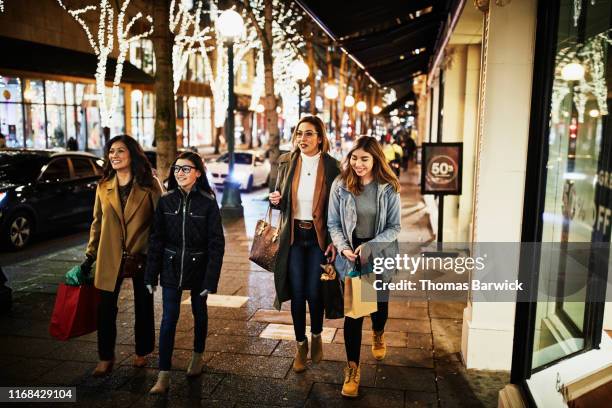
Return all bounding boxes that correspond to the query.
[173,165,197,174]
[295,131,318,139]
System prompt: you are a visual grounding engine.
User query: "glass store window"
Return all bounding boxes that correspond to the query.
[177,96,212,147]
[131,90,155,148]
[0,76,24,147]
[532,0,612,371]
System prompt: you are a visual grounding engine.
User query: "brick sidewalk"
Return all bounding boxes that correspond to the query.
[0,167,509,407]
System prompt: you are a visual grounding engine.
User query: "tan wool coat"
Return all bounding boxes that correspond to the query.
[86,175,161,292]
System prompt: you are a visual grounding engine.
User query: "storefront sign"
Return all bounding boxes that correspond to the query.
[421,142,463,195]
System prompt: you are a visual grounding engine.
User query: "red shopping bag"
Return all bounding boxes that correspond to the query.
[49,283,100,341]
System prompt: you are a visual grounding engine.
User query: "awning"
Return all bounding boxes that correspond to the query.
[295,0,460,99]
[0,36,154,84]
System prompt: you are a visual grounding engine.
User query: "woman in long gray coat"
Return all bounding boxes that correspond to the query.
[269,115,340,373]
[327,135,401,398]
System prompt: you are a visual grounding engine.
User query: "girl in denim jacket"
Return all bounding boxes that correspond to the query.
[327,136,401,398]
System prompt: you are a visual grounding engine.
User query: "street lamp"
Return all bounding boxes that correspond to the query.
[218,8,244,217]
[290,60,309,119]
[344,95,355,108]
[372,105,381,115]
[324,83,338,134]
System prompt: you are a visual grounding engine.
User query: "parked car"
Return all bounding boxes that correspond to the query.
[0,150,103,250]
[207,150,271,192]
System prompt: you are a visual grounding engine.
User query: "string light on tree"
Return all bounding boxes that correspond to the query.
[170,0,212,94]
[56,0,153,131]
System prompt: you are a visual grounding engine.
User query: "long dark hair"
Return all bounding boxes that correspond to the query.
[341,135,400,195]
[101,135,155,189]
[166,151,214,195]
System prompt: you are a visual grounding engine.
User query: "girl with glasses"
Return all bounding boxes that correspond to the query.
[327,136,401,397]
[269,115,340,373]
[82,135,161,377]
[144,152,225,393]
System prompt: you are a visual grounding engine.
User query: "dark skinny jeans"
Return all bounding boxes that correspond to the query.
[158,287,208,371]
[288,224,326,342]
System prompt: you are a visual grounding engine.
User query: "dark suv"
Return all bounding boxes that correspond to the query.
[0,150,103,250]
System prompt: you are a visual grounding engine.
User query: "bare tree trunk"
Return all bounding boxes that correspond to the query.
[263,0,279,165]
[153,0,177,182]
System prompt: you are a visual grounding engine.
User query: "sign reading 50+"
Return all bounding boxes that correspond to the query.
[421,143,463,195]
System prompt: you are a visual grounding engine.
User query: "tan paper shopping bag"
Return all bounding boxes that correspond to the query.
[344,275,377,319]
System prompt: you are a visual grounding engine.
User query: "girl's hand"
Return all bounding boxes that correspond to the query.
[342,249,357,263]
[146,285,156,295]
[269,191,281,205]
[354,244,369,264]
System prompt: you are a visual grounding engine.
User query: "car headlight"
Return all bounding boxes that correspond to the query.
[0,192,6,205]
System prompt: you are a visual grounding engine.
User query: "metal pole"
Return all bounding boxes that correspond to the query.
[221,40,243,217]
[298,81,302,119]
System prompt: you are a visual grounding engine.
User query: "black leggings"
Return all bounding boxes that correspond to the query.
[344,235,389,364]
[343,297,388,364]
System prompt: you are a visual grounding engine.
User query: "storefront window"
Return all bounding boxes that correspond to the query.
[178,96,212,147]
[129,39,155,75]
[532,0,612,370]
[0,76,24,147]
[131,89,155,148]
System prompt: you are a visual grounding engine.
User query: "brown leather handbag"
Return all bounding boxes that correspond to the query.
[249,205,280,272]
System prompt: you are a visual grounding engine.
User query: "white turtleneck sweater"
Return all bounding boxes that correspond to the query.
[295,152,321,220]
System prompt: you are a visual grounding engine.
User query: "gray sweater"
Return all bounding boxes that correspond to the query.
[354,181,377,239]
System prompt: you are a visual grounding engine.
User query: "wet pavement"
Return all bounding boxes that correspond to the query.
[0,167,510,407]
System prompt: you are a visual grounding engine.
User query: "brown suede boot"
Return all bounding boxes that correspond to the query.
[372,330,387,360]
[292,338,308,373]
[311,333,323,364]
[149,371,170,394]
[341,361,360,398]
[186,352,205,377]
[92,359,114,377]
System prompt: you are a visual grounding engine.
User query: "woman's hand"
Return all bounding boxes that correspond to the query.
[324,244,337,263]
[146,285,157,295]
[269,191,281,205]
[342,249,357,263]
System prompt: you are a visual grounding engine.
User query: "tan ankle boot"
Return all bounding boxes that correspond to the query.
[92,359,114,377]
[149,371,170,394]
[292,338,308,373]
[186,352,204,377]
[372,330,387,360]
[341,361,360,398]
[311,334,323,364]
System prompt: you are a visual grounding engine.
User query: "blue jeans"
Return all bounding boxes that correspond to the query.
[288,230,326,342]
[158,287,208,371]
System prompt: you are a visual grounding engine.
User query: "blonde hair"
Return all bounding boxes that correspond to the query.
[340,135,400,195]
[291,115,330,153]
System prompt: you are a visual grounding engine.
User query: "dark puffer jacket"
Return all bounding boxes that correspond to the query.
[144,186,225,292]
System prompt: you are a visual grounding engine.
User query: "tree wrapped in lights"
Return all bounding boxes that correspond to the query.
[170,0,212,94]
[57,0,153,139]
[238,0,305,172]
[201,2,259,151]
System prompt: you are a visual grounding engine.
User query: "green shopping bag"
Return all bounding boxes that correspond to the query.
[64,265,94,286]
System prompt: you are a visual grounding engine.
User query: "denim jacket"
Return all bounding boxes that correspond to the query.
[327,177,401,282]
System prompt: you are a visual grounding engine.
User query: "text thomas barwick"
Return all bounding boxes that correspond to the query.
[373,279,524,291]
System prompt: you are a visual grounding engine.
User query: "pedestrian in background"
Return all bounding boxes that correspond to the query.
[82,135,161,377]
[327,135,401,398]
[269,115,340,373]
[145,152,224,394]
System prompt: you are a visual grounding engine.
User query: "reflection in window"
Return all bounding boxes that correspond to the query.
[532,0,611,370]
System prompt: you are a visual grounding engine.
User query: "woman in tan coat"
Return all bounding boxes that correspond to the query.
[81,135,162,376]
